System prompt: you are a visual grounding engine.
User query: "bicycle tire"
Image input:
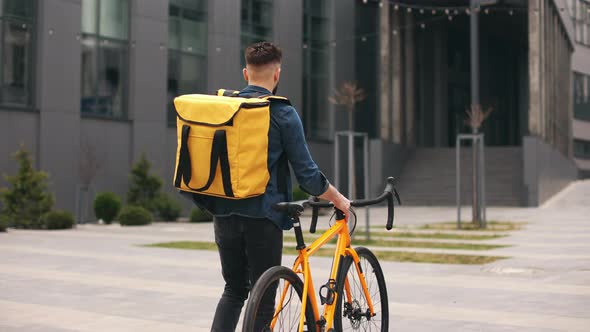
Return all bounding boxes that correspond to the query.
[334,247,389,331]
[242,266,317,332]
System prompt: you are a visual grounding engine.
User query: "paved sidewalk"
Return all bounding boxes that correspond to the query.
[0,181,589,331]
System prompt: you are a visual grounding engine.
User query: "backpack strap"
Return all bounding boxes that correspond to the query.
[217,88,291,104]
[264,95,291,105]
[217,89,240,97]
[263,96,291,195]
[175,125,234,198]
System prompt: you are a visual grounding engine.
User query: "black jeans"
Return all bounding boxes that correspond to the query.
[211,215,283,332]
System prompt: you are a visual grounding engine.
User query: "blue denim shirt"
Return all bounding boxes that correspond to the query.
[188,85,329,230]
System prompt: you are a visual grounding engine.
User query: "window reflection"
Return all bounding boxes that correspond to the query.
[167,0,208,126]
[574,139,590,159]
[570,0,590,47]
[80,0,129,119]
[574,72,590,121]
[241,0,273,66]
[303,0,331,140]
[0,0,34,108]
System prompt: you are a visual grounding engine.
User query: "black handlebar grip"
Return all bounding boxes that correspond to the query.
[310,207,319,233]
[310,197,320,234]
[386,191,394,230]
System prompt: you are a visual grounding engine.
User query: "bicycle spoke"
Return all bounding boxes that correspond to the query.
[335,248,388,331]
[243,267,315,332]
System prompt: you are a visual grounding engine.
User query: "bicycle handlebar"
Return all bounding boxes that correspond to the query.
[275,177,401,233]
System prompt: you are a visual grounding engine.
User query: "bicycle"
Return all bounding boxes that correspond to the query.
[242,177,401,332]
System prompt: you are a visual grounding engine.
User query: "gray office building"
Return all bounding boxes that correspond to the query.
[0,0,585,219]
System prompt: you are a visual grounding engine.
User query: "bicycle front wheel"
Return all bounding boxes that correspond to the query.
[334,247,389,331]
[242,266,317,332]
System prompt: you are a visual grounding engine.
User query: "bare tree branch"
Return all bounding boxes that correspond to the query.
[79,138,105,187]
[329,81,367,131]
[465,104,493,132]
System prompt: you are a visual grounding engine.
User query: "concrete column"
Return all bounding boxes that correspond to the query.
[433,27,448,147]
[528,0,541,136]
[539,0,548,139]
[566,36,574,158]
[207,0,242,91]
[546,4,553,146]
[379,1,391,141]
[274,0,303,109]
[391,10,403,144]
[470,0,479,107]
[128,0,168,175]
[403,12,415,145]
[37,0,82,211]
[333,1,356,132]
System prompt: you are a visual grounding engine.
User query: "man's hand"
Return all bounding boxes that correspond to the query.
[318,185,351,220]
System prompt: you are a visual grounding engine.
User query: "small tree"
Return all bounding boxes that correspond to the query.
[328,81,367,132]
[0,146,54,228]
[464,104,493,228]
[328,81,367,200]
[127,153,162,213]
[465,104,493,134]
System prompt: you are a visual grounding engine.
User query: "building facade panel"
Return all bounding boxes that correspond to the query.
[273,0,303,110]
[128,0,168,182]
[37,0,83,211]
[206,0,242,92]
[0,111,39,174]
[80,118,132,200]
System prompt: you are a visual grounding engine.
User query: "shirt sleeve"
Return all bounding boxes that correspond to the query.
[277,105,330,196]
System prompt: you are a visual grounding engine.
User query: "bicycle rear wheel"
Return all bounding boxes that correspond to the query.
[334,247,388,331]
[242,266,317,332]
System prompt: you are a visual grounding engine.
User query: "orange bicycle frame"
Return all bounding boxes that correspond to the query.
[270,216,376,332]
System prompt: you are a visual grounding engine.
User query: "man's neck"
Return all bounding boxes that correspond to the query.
[248,81,274,94]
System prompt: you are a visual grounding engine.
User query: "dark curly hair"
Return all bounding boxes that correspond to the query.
[244,41,282,66]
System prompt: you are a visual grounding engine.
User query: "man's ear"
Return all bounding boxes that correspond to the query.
[243,68,249,82]
[274,67,281,82]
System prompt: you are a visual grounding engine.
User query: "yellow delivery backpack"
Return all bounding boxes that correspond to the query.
[173,89,290,199]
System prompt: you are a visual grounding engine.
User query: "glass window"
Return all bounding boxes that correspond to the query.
[0,0,35,108]
[574,72,590,121]
[303,0,331,140]
[167,0,208,126]
[80,0,129,119]
[81,0,97,34]
[2,0,35,19]
[570,1,590,47]
[574,139,590,159]
[241,0,273,66]
[81,37,98,113]
[99,0,128,40]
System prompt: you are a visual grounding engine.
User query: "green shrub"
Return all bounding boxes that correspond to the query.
[119,205,152,226]
[155,193,182,221]
[190,207,213,223]
[127,153,163,213]
[93,192,121,224]
[0,215,8,232]
[42,210,75,230]
[292,186,309,201]
[0,146,54,229]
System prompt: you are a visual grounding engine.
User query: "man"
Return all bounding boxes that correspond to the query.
[191,41,350,332]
